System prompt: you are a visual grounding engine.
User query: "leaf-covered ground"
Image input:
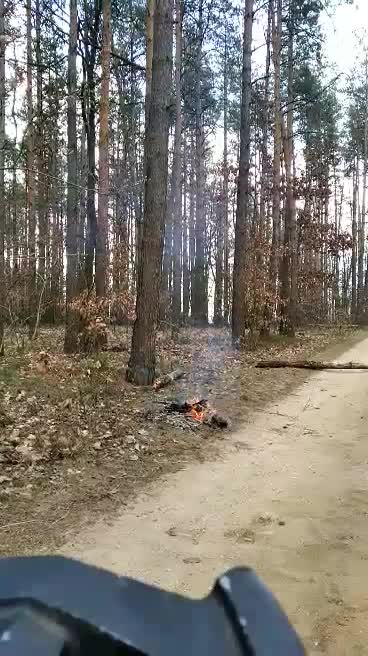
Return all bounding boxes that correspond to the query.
[0,324,363,556]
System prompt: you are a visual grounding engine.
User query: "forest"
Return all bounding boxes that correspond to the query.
[1,2,368,640]
[0,0,367,385]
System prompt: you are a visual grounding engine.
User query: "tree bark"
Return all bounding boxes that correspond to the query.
[35,0,47,310]
[191,0,207,324]
[189,131,196,313]
[359,56,368,317]
[223,24,230,326]
[269,0,282,301]
[161,178,173,315]
[0,0,5,354]
[171,0,183,325]
[26,0,36,337]
[182,134,190,321]
[82,0,101,290]
[78,124,87,291]
[259,0,272,242]
[64,0,79,353]
[137,0,155,264]
[232,0,254,341]
[214,23,229,327]
[96,0,111,297]
[213,193,224,326]
[126,0,173,386]
[352,158,358,318]
[145,0,154,136]
[280,0,297,335]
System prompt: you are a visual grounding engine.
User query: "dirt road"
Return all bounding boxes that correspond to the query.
[61,337,368,655]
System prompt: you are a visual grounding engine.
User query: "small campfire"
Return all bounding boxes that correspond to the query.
[166,398,229,429]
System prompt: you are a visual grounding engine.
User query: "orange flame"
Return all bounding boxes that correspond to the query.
[185,399,209,422]
[187,406,205,422]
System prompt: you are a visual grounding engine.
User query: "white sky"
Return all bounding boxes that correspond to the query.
[322,1,367,76]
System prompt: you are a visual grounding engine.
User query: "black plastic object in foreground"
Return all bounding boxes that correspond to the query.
[0,556,305,655]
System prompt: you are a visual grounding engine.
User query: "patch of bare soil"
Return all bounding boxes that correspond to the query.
[0,324,365,556]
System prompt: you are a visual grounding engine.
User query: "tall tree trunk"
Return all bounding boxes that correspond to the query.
[96,0,111,297]
[214,24,229,327]
[113,62,130,302]
[232,0,254,341]
[189,130,196,312]
[11,68,19,280]
[126,0,173,385]
[161,174,173,316]
[137,0,155,264]
[84,82,97,290]
[213,195,224,325]
[352,158,358,318]
[259,0,272,241]
[64,0,79,353]
[223,56,230,327]
[280,0,297,335]
[26,0,36,337]
[171,0,182,324]
[182,135,190,321]
[144,0,154,136]
[192,0,207,324]
[78,124,87,291]
[35,0,46,311]
[269,0,282,303]
[82,1,101,290]
[359,56,368,318]
[0,0,5,353]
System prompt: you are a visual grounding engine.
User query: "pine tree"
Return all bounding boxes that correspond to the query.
[0,0,5,353]
[232,0,254,341]
[64,0,79,353]
[127,0,174,385]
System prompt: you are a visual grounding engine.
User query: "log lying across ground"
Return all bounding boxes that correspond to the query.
[153,369,185,391]
[256,360,368,370]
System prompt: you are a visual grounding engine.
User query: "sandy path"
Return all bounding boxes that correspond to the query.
[61,337,368,655]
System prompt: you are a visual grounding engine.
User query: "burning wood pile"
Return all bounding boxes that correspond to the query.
[165,398,229,429]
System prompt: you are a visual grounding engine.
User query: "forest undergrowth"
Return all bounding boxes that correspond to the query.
[0,323,363,556]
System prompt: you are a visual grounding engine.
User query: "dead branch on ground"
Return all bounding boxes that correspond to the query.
[153,369,185,390]
[256,360,368,370]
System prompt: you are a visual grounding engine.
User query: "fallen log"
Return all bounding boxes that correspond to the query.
[153,368,185,391]
[102,343,128,353]
[256,359,368,370]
